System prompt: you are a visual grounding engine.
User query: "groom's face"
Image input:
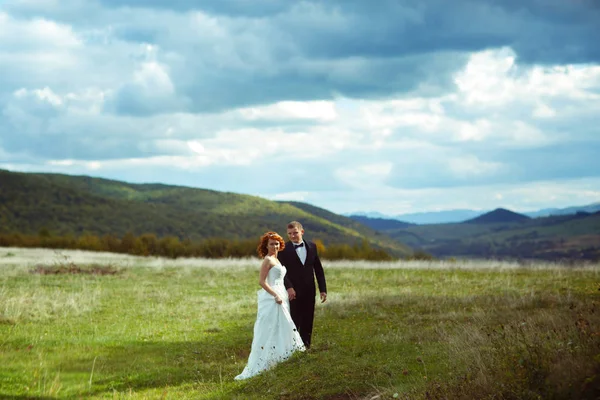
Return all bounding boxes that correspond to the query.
[287,227,304,244]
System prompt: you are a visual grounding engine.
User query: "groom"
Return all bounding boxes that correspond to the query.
[278,221,327,349]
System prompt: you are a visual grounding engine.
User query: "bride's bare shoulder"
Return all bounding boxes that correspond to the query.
[262,255,277,266]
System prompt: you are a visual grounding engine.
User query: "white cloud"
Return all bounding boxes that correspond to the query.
[47,159,75,166]
[533,103,556,118]
[44,155,212,171]
[505,121,550,147]
[133,61,174,94]
[108,55,189,115]
[14,87,63,106]
[0,12,81,49]
[239,100,337,122]
[454,47,517,106]
[456,119,491,142]
[447,156,504,178]
[187,140,205,154]
[358,97,445,134]
[334,162,393,189]
[454,47,600,109]
[270,191,311,202]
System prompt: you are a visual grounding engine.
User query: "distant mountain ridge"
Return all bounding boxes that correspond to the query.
[348,215,415,230]
[348,202,600,224]
[348,209,482,224]
[465,208,531,224]
[526,202,600,218]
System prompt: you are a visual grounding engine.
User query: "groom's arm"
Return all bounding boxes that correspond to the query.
[314,256,326,293]
[312,243,327,301]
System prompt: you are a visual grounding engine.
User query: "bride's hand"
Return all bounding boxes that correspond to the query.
[274,295,283,304]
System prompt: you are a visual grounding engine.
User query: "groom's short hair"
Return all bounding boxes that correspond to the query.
[287,221,303,230]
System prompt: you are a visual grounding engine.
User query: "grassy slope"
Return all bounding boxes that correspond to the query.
[0,169,411,257]
[0,249,599,399]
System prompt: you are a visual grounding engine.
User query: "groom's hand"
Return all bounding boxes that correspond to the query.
[287,288,296,300]
[320,292,327,303]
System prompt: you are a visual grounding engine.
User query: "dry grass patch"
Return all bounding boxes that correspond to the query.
[29,263,121,276]
[1,285,103,323]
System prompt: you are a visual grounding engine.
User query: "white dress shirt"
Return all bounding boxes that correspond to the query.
[293,241,307,265]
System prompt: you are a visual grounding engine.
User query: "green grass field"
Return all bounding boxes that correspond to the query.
[1,248,599,399]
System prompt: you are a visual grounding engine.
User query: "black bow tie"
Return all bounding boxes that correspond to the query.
[294,243,304,249]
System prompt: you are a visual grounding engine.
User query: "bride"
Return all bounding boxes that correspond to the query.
[235,232,305,380]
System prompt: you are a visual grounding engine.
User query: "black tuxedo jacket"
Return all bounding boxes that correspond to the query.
[278,240,327,298]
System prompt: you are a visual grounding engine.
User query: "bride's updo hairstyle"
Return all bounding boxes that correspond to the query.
[257,231,286,258]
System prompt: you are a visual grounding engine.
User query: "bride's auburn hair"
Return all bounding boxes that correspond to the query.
[257,231,285,258]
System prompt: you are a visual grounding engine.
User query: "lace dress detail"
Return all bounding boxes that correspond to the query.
[234,263,305,380]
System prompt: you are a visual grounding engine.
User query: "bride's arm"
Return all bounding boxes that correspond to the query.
[259,257,283,304]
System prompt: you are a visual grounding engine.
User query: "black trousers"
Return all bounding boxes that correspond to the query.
[289,295,316,348]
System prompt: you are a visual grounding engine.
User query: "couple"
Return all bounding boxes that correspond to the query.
[234,221,327,380]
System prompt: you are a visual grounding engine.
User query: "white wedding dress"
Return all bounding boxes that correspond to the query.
[235,263,305,380]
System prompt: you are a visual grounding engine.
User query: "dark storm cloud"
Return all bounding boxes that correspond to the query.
[5,0,599,114]
[96,0,291,16]
[106,0,600,114]
[87,0,600,65]
[168,51,466,114]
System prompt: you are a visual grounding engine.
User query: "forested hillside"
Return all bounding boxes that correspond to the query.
[0,169,412,258]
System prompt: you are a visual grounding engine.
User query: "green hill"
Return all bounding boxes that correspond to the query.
[0,169,412,257]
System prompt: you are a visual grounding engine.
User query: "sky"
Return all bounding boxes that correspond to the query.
[1,0,599,216]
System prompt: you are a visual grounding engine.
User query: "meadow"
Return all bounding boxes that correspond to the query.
[1,247,599,399]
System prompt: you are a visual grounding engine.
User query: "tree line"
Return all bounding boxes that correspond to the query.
[0,229,397,261]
